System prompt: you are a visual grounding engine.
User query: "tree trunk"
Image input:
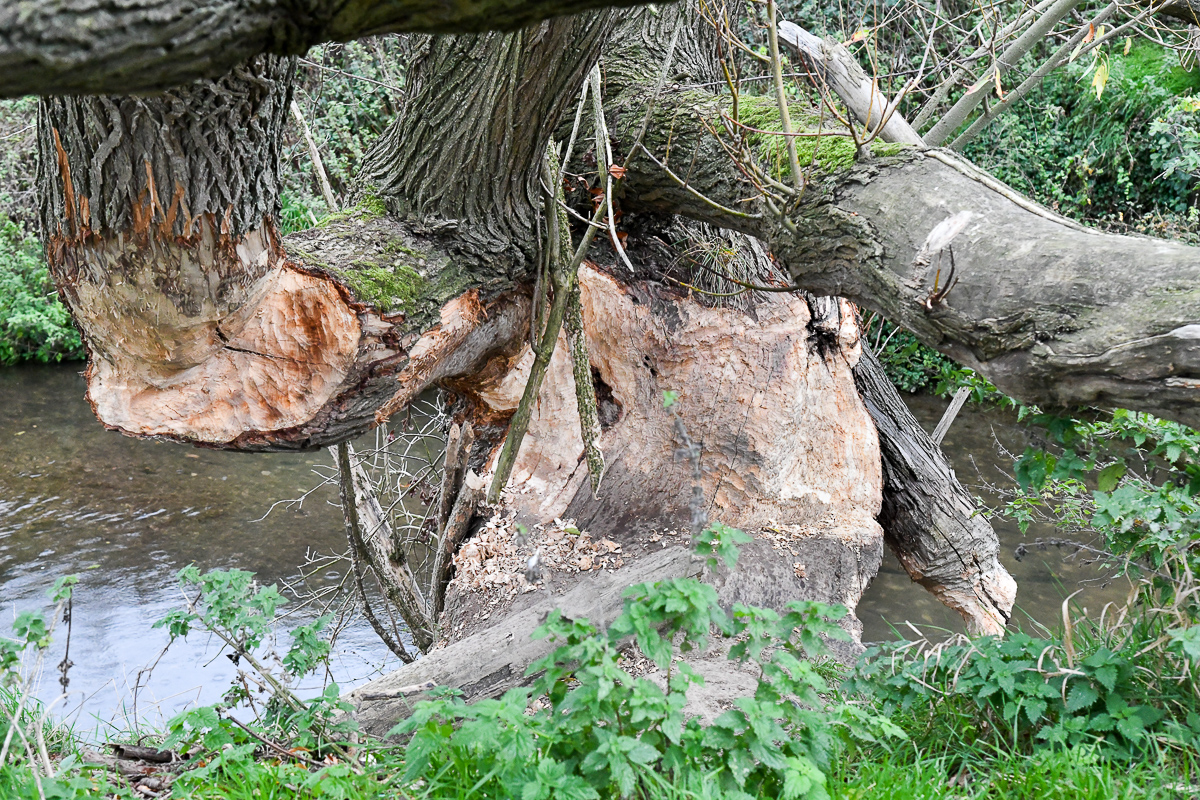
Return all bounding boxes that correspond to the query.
[37,2,1016,653]
[435,263,887,644]
[853,347,1016,635]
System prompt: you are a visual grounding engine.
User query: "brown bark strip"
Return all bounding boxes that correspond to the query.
[852,346,1016,635]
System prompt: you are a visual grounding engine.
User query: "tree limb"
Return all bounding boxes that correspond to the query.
[0,0,656,97]
[853,347,1016,634]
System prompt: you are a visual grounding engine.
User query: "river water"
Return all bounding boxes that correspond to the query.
[0,365,1128,727]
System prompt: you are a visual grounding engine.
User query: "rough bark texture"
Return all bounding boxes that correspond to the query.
[0,0,654,97]
[605,72,1200,426]
[363,13,616,271]
[36,57,374,448]
[854,347,1016,634]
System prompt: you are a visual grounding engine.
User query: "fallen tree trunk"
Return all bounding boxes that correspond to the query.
[854,346,1016,635]
[607,68,1200,428]
[348,546,700,736]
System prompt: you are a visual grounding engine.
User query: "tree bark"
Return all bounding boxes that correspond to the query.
[600,56,1200,427]
[0,0,652,98]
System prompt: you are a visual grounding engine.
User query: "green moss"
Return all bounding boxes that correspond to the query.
[733,94,860,178]
[870,141,911,158]
[334,261,426,313]
[314,193,389,229]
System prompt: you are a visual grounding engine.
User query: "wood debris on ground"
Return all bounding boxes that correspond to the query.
[755,511,851,579]
[446,508,687,623]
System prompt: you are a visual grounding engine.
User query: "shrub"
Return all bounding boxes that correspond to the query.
[964,41,1200,226]
[0,216,83,365]
[393,526,904,800]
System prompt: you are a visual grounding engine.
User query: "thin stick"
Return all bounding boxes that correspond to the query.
[766,0,804,189]
[290,100,338,212]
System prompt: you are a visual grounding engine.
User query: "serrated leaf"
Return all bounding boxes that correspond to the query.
[1024,698,1048,726]
[1066,682,1100,712]
[1094,664,1118,692]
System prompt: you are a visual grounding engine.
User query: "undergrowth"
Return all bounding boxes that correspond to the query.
[1,514,1196,799]
[0,216,83,365]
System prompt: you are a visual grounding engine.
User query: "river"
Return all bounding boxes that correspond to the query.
[0,364,1128,728]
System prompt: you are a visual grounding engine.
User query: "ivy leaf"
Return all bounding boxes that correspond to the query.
[1096,461,1126,492]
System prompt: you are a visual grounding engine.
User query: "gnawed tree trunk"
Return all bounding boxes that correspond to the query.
[36,57,381,450]
[38,2,1016,671]
[435,263,886,643]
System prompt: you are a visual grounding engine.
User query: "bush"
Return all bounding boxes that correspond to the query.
[964,41,1200,227]
[395,525,903,800]
[0,216,83,365]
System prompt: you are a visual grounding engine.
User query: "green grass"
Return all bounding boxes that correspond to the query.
[831,747,1197,799]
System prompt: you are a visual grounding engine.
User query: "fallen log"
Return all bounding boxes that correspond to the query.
[348,546,701,737]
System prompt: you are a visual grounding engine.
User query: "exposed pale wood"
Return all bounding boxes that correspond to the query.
[432,469,484,621]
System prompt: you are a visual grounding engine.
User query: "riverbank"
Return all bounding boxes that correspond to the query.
[1,540,1196,800]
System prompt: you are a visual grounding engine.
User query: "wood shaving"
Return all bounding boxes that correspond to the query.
[449,513,631,607]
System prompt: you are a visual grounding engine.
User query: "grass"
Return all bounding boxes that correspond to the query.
[830,747,1198,799]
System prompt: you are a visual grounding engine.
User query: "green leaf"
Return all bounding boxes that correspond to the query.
[1094,665,1118,693]
[1096,461,1126,492]
[1169,626,1200,661]
[1066,682,1100,712]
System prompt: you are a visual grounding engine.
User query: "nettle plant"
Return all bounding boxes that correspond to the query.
[394,525,903,800]
[847,632,1178,759]
[154,566,358,776]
